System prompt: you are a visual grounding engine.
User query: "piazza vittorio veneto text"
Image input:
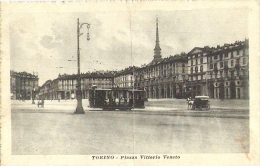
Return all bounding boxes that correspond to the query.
[91,155,180,160]
[10,18,249,101]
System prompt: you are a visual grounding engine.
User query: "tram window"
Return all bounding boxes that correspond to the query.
[119,91,124,99]
[123,91,127,98]
[129,92,133,99]
[116,91,119,98]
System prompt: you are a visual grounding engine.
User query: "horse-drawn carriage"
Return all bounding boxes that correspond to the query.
[187,96,210,110]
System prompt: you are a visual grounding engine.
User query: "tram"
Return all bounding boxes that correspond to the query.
[89,87,147,110]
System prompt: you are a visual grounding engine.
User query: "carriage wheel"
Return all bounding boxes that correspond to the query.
[206,104,210,110]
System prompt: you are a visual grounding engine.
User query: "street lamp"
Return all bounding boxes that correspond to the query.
[32,87,35,104]
[32,73,36,104]
[74,18,90,114]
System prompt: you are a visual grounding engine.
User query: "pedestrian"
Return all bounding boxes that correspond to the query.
[187,97,193,110]
[219,93,224,101]
[41,99,44,108]
[37,100,41,107]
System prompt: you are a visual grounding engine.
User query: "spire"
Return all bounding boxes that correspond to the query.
[153,17,162,63]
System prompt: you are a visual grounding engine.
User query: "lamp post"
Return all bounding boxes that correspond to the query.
[205,72,208,96]
[32,73,35,104]
[74,18,90,114]
[32,87,35,104]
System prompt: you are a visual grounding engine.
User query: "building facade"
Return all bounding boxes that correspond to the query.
[10,71,39,100]
[186,39,249,99]
[115,17,249,100]
[38,72,114,100]
[207,40,249,99]
[186,46,212,98]
[35,38,249,101]
[16,17,248,100]
[135,54,188,99]
[113,66,136,89]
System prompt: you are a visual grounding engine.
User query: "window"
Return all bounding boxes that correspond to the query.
[224,53,228,58]
[214,63,217,70]
[220,61,224,68]
[231,52,234,58]
[231,71,234,78]
[195,59,198,65]
[225,70,228,77]
[220,71,223,78]
[195,66,198,72]
[220,54,223,60]
[210,63,213,69]
[237,50,239,55]
[236,68,240,76]
[200,58,203,64]
[224,61,228,68]
[236,58,240,64]
[191,60,193,66]
[214,55,218,59]
[200,65,203,72]
[214,71,218,79]
[243,58,246,64]
[242,49,246,56]
[242,70,246,76]
[231,60,234,66]
[190,67,193,74]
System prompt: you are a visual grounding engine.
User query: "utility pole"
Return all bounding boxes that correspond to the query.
[32,72,35,104]
[74,18,90,114]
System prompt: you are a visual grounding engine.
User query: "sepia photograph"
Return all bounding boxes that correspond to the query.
[1,1,259,166]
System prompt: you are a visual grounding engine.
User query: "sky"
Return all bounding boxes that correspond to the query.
[10,7,249,85]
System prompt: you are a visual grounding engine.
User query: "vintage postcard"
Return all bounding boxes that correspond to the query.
[1,1,259,166]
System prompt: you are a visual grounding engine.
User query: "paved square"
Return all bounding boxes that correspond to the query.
[11,99,249,154]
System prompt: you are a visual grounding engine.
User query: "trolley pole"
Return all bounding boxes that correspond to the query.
[74,18,90,114]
